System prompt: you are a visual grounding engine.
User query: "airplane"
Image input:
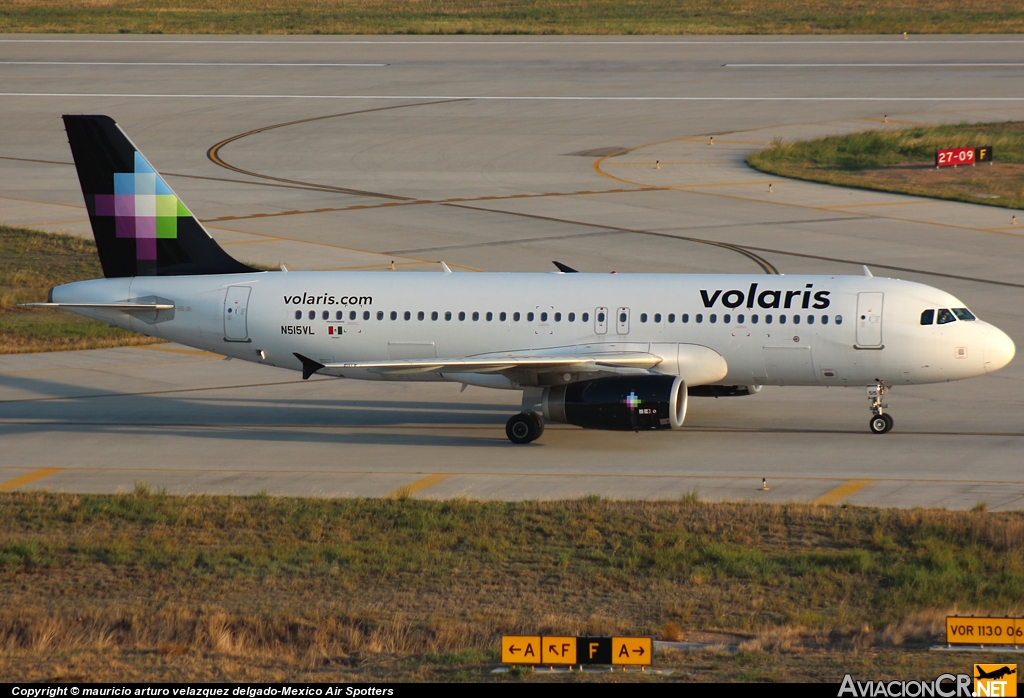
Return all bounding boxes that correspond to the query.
[976,666,1017,681]
[28,115,1016,444]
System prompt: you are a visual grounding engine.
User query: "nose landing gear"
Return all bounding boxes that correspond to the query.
[867,384,894,434]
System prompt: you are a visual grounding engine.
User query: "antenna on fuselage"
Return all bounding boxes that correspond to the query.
[862,265,874,277]
[552,261,579,273]
[440,261,452,274]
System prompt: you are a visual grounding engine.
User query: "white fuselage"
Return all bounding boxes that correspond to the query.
[51,271,1015,389]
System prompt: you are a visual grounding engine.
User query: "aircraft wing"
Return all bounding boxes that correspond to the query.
[294,352,662,379]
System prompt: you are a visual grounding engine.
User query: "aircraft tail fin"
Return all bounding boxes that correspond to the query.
[62,114,256,278]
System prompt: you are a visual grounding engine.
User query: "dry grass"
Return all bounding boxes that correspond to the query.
[747,122,1024,211]
[2,489,1024,680]
[1,0,1023,35]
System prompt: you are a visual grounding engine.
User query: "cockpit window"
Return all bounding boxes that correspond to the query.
[937,309,956,325]
[920,309,934,325]
[951,308,976,321]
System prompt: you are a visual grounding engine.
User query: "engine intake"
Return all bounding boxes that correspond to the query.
[543,375,687,431]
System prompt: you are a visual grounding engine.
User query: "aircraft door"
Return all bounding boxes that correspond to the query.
[616,307,630,335]
[223,285,251,341]
[856,292,884,347]
[595,307,608,334]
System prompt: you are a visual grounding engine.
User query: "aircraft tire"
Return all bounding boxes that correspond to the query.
[506,413,541,444]
[882,413,894,433]
[869,415,889,434]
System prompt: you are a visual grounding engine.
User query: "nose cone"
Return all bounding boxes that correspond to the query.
[984,326,1016,373]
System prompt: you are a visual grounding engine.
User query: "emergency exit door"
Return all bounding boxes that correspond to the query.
[224,285,251,341]
[856,292,884,347]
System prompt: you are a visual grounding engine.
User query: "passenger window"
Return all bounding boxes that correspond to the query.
[308,310,316,320]
[417,311,425,321]
[937,309,956,324]
[404,311,411,320]
[835,315,843,325]
[723,314,731,324]
[654,313,661,323]
[568,312,575,322]
[668,313,675,323]
[473,311,479,321]
[752,314,758,324]
[431,311,438,321]
[350,311,357,320]
[710,314,717,323]
[806,315,813,325]
[540,312,547,322]
[619,312,627,323]
[554,312,561,322]
[363,311,370,320]
[737,314,745,323]
[682,314,689,323]
[920,309,934,325]
[377,311,384,321]
[952,308,976,321]
[294,310,302,320]
[821,315,828,325]
[582,312,589,322]
[640,313,648,323]
[335,311,343,320]
[500,312,507,321]
[513,312,520,322]
[528,312,535,322]
[486,311,493,321]
[597,312,605,322]
[793,315,800,325]
[696,314,703,324]
[445,311,452,321]
[390,311,397,320]
[765,315,773,324]
[779,314,786,324]
[459,311,466,321]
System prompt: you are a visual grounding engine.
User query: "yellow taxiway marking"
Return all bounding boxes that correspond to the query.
[821,200,936,209]
[812,479,876,505]
[136,346,223,358]
[0,468,62,492]
[384,473,453,499]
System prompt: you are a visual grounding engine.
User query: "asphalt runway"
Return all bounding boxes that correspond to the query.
[1,35,1023,508]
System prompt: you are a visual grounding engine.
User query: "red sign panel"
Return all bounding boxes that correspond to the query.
[936,147,975,167]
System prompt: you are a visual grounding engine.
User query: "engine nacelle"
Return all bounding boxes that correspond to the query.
[542,375,687,431]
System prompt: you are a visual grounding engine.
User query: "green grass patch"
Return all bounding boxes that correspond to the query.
[2,1,1024,35]
[747,121,1024,210]
[1,490,1024,680]
[0,225,164,354]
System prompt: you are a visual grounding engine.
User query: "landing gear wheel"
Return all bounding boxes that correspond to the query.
[870,415,889,434]
[881,413,894,433]
[506,412,543,444]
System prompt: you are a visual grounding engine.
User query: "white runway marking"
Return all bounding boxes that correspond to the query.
[1,38,1023,45]
[0,61,387,67]
[724,63,1024,67]
[4,92,1024,102]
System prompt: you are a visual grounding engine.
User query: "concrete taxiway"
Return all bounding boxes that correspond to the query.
[1,35,1022,507]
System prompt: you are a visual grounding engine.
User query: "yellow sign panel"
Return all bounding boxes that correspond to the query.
[975,664,1018,697]
[611,636,652,666]
[541,636,577,665]
[501,635,540,664]
[947,617,1023,646]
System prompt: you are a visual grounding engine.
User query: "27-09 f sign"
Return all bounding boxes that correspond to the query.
[936,146,993,167]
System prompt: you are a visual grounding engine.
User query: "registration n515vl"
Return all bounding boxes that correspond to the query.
[33,115,1015,443]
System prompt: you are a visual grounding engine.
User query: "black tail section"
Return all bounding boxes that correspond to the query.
[62,115,256,278]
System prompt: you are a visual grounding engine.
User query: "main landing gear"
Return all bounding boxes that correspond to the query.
[867,384,894,434]
[506,412,544,444]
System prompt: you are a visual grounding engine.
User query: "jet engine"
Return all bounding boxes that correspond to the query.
[542,375,687,431]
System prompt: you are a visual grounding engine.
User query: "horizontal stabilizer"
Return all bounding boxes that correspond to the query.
[21,302,175,310]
